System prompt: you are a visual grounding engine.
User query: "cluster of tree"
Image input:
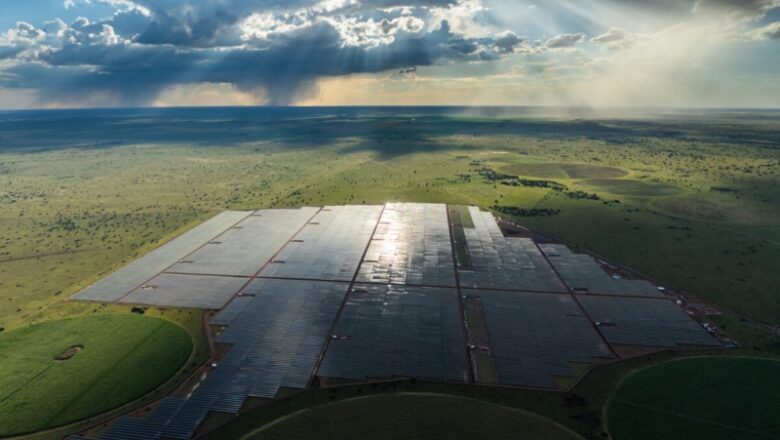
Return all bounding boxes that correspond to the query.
[503,178,567,191]
[564,191,600,200]
[475,166,567,190]
[492,206,561,217]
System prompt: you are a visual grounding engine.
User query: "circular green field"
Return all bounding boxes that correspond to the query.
[500,163,627,179]
[608,357,780,440]
[583,178,682,197]
[0,314,192,436]
[244,393,582,440]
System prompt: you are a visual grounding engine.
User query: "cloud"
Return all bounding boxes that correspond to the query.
[747,21,780,39]
[610,0,780,17]
[591,28,629,44]
[493,31,523,53]
[545,32,585,48]
[0,16,516,106]
[692,0,780,16]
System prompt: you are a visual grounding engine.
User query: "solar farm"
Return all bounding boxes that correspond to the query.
[68,203,719,440]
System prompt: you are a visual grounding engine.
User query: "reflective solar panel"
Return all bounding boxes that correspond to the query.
[468,290,612,388]
[71,211,250,302]
[166,208,318,277]
[356,203,455,287]
[259,205,383,281]
[318,284,468,382]
[458,207,566,292]
[577,296,719,347]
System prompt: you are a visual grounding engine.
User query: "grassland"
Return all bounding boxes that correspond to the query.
[0,108,778,438]
[0,314,192,436]
[242,393,582,440]
[607,357,780,440]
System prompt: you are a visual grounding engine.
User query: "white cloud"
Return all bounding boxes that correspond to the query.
[591,27,629,44]
[427,0,491,38]
[746,21,780,40]
[545,32,585,48]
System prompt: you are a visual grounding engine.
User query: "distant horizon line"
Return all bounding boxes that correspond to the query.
[2,104,780,112]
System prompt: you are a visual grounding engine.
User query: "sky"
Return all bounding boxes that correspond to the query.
[1,0,779,109]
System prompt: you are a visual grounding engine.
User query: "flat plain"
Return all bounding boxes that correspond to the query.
[0,107,778,440]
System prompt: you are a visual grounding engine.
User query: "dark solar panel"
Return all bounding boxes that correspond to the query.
[539,244,663,297]
[160,278,348,439]
[577,296,719,347]
[318,284,468,382]
[211,295,253,326]
[87,397,185,440]
[469,290,612,388]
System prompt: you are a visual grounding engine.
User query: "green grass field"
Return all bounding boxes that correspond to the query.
[607,357,780,440]
[242,393,582,440]
[0,314,192,436]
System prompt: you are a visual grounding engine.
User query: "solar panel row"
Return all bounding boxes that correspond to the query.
[166,208,319,277]
[578,296,719,347]
[71,210,251,302]
[119,273,248,309]
[318,284,468,382]
[356,203,456,287]
[539,244,663,297]
[458,207,566,292]
[260,205,383,281]
[467,290,613,388]
[95,279,350,440]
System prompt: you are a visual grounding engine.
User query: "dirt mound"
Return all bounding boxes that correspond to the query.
[54,345,83,361]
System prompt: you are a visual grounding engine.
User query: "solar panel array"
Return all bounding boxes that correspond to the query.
[63,203,720,440]
[71,211,250,302]
[318,284,468,382]
[458,207,566,292]
[356,203,455,287]
[539,244,663,297]
[160,279,348,439]
[211,295,253,326]
[166,208,318,276]
[467,290,613,388]
[577,296,719,347]
[92,279,349,440]
[119,273,248,309]
[259,205,383,281]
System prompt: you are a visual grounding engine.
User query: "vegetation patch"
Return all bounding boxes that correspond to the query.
[608,357,780,440]
[493,205,561,217]
[0,314,192,436]
[583,179,682,197]
[653,193,778,225]
[243,393,583,440]
[500,163,628,179]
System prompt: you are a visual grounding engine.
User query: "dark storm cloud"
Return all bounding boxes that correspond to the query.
[127,0,459,47]
[0,19,504,105]
[493,32,523,53]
